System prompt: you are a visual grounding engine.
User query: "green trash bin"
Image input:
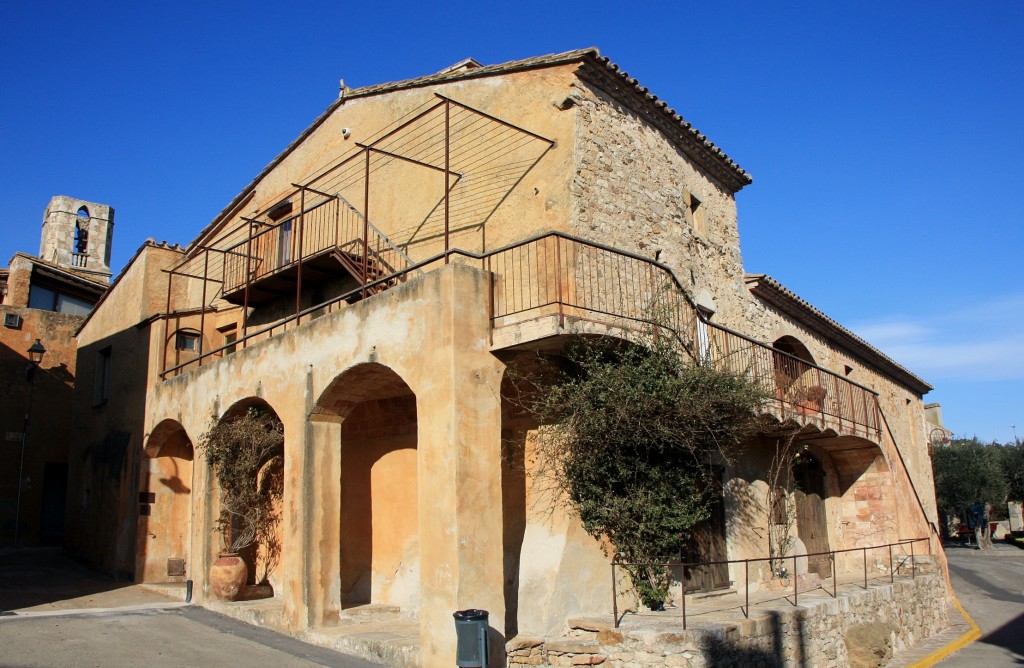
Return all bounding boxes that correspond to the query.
[453,608,488,667]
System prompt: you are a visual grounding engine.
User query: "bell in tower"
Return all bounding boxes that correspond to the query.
[39,196,114,284]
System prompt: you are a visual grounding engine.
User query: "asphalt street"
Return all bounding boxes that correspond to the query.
[938,543,1024,666]
[0,606,382,668]
[0,547,380,668]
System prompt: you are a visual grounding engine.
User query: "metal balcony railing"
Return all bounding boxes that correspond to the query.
[160,232,882,439]
[485,234,882,438]
[221,193,414,297]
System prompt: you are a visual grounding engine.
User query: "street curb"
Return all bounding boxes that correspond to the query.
[905,594,981,668]
[0,601,188,620]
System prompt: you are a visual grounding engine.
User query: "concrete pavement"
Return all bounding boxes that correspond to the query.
[0,546,381,667]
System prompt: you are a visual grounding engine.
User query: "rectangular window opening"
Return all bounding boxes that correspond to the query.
[94,346,111,406]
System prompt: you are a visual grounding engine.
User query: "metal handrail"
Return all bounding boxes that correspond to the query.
[611,536,930,630]
[158,231,882,437]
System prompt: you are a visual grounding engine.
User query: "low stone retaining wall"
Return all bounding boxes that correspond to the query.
[507,573,948,667]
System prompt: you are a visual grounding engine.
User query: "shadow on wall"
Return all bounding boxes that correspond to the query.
[701,611,805,668]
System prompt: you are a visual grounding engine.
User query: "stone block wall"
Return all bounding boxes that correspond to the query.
[569,76,748,322]
[507,572,947,668]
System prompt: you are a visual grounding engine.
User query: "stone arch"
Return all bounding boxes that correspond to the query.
[825,436,899,550]
[494,334,644,635]
[211,396,286,591]
[772,335,825,413]
[313,362,419,613]
[139,418,194,583]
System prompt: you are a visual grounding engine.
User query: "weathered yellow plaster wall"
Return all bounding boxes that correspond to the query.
[145,264,507,667]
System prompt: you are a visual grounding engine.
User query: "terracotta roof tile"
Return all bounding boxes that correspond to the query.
[745,273,932,394]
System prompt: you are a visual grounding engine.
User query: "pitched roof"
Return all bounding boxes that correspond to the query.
[12,253,109,297]
[191,47,751,250]
[745,274,933,395]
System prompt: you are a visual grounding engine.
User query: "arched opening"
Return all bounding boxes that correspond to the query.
[74,207,90,254]
[772,336,825,414]
[208,398,285,592]
[313,363,418,613]
[828,438,898,548]
[139,419,194,583]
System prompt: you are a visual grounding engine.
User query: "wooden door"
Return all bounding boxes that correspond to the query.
[683,479,730,593]
[794,454,831,578]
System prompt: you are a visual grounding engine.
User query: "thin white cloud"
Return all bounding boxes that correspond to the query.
[848,294,1024,382]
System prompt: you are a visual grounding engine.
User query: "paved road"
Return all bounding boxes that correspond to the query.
[0,547,380,668]
[939,543,1024,666]
[0,606,382,668]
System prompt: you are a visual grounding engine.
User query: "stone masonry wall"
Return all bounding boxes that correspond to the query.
[569,75,748,322]
[507,572,947,668]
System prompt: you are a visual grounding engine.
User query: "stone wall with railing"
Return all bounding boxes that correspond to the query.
[507,569,947,667]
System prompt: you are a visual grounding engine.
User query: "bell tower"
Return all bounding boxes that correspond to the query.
[39,195,114,283]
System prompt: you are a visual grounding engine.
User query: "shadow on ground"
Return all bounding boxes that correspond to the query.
[977,611,1024,664]
[0,545,133,613]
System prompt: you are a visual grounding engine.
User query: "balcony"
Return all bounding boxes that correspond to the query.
[220,195,411,307]
[159,232,881,441]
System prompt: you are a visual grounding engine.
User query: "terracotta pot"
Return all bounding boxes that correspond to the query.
[209,552,248,601]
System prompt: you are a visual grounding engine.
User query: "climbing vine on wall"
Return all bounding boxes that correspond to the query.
[511,329,768,609]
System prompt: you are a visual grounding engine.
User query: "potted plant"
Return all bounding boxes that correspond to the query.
[198,407,284,601]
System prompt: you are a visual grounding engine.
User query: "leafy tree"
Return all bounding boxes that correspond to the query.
[514,333,767,609]
[997,441,1024,502]
[932,437,1006,544]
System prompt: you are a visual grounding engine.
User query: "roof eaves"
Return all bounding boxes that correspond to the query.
[73,240,185,336]
[745,273,933,394]
[576,55,752,193]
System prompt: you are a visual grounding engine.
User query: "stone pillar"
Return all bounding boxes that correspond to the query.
[417,265,507,667]
[305,418,343,627]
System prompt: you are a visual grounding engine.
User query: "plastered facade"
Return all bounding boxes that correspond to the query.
[67,50,944,667]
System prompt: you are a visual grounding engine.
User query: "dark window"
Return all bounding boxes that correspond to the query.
[94,347,111,405]
[28,285,57,311]
[175,331,200,352]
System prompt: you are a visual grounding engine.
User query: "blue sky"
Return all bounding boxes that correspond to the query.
[2,2,1021,442]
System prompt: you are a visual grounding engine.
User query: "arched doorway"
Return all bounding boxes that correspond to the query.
[772,336,826,414]
[140,419,194,583]
[313,363,419,613]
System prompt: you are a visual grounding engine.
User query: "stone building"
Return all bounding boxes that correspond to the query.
[67,49,945,666]
[0,196,111,544]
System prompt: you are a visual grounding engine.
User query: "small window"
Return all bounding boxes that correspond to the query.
[94,347,112,405]
[175,331,200,352]
[28,285,57,311]
[688,192,705,236]
[218,323,238,355]
[3,313,21,329]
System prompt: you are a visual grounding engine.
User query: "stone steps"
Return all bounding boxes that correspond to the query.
[305,604,419,667]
